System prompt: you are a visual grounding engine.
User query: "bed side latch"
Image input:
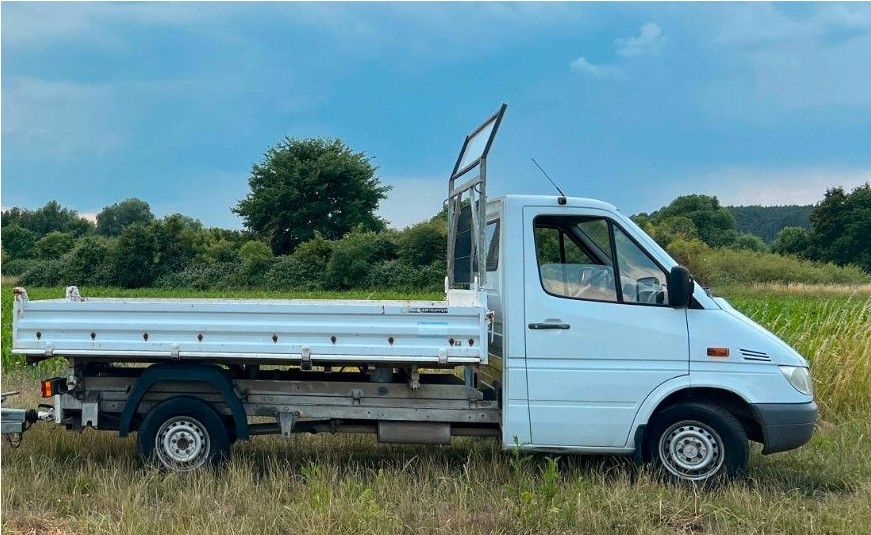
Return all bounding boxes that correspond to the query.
[300,346,312,370]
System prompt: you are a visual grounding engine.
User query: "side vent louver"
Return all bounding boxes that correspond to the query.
[740,348,771,362]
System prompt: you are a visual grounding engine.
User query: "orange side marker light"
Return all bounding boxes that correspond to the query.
[707,347,730,358]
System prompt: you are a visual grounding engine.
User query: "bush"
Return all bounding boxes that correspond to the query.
[364,260,445,291]
[325,228,397,289]
[650,216,699,247]
[3,225,38,259]
[397,221,446,267]
[34,231,76,259]
[667,237,870,287]
[733,233,767,252]
[20,260,66,286]
[64,236,113,285]
[156,262,243,290]
[239,240,272,271]
[1,258,40,277]
[198,238,239,264]
[265,256,316,290]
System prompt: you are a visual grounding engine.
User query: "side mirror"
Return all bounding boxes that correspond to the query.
[667,265,693,308]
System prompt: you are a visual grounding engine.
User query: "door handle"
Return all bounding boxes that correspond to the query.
[528,322,571,330]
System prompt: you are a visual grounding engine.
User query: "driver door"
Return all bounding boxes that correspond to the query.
[523,206,689,448]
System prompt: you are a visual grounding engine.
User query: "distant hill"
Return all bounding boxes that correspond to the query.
[726,205,813,243]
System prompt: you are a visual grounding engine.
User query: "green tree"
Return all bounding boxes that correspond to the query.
[34,231,76,259]
[653,195,739,248]
[772,227,813,258]
[152,214,203,275]
[650,216,699,247]
[113,223,159,287]
[2,225,38,259]
[64,236,113,285]
[2,201,94,237]
[809,183,871,272]
[97,198,155,236]
[235,138,390,254]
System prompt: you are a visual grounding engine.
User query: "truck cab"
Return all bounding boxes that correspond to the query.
[482,194,817,480]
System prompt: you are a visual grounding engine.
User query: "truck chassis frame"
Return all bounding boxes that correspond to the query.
[49,361,501,447]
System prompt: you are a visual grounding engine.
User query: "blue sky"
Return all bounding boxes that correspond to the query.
[3,2,871,228]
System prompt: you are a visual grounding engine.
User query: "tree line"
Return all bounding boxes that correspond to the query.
[632,185,871,274]
[2,136,869,290]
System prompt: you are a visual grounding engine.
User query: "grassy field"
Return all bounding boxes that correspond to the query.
[2,283,870,534]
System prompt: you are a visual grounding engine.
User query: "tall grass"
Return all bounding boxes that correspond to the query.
[1,392,869,534]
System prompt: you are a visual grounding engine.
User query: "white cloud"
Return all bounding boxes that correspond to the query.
[569,56,622,78]
[615,22,665,57]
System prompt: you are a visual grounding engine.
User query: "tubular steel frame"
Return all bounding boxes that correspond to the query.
[446,103,507,289]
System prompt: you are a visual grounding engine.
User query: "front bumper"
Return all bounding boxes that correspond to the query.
[751,401,817,454]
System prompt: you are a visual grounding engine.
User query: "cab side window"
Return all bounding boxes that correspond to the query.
[533,219,618,302]
[485,220,500,272]
[533,215,668,306]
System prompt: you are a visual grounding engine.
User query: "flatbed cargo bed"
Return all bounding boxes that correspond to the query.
[12,288,490,367]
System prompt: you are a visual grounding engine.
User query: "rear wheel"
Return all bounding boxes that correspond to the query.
[647,402,748,483]
[137,396,230,471]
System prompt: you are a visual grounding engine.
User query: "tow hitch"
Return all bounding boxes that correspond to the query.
[1,391,53,446]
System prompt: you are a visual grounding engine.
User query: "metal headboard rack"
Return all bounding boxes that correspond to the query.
[446,103,507,289]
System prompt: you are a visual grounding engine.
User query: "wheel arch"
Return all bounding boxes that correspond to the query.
[629,378,763,454]
[118,363,249,440]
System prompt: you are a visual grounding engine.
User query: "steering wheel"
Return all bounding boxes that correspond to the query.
[586,267,614,291]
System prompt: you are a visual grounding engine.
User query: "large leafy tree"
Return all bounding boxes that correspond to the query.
[234,138,389,254]
[809,183,871,272]
[97,198,155,236]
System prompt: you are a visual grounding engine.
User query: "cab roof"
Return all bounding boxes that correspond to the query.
[489,194,620,213]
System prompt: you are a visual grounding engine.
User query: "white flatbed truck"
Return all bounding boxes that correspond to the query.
[5,105,817,482]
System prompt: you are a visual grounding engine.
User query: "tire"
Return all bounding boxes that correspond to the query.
[647,401,748,484]
[137,396,231,471]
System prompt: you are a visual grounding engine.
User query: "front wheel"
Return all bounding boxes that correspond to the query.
[647,402,748,483]
[137,396,230,471]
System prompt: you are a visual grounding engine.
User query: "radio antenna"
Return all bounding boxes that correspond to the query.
[531,158,567,198]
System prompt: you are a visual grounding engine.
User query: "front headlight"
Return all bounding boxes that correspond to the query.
[779,366,813,396]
